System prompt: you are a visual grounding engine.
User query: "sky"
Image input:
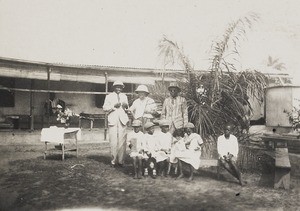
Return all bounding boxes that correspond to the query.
[0,0,300,77]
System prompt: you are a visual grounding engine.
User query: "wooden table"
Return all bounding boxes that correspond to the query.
[41,127,81,160]
[261,134,293,190]
[6,115,31,130]
[6,115,21,129]
[79,113,107,139]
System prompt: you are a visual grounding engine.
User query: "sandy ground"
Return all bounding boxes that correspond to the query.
[0,129,300,211]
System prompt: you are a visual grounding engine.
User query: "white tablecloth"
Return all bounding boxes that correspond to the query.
[41,127,81,144]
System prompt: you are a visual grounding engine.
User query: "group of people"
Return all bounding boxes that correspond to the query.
[103,80,245,185]
[127,119,203,180]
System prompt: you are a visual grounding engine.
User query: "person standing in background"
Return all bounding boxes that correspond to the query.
[103,80,129,167]
[44,92,66,116]
[161,82,188,135]
[128,85,157,131]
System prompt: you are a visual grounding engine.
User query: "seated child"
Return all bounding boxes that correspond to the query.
[168,129,186,176]
[142,122,158,179]
[127,120,144,179]
[176,122,203,181]
[154,119,173,176]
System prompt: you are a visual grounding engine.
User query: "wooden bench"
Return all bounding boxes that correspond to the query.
[261,135,291,190]
[274,147,291,189]
[199,158,221,180]
[0,122,14,131]
[5,115,30,129]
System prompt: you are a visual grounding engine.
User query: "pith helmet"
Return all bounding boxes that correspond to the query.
[168,82,181,91]
[132,120,142,127]
[135,85,149,93]
[159,119,171,127]
[185,122,195,128]
[144,122,155,129]
[113,80,125,88]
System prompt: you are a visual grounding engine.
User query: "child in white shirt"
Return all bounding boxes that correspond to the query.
[176,123,203,181]
[142,122,158,179]
[127,120,144,179]
[168,129,186,176]
[154,120,173,176]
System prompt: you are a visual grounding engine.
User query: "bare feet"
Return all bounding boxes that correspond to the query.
[176,174,184,180]
[157,172,162,177]
[151,174,157,179]
[239,180,247,186]
[133,173,138,179]
[188,176,194,181]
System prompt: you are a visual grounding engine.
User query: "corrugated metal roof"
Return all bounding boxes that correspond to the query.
[0,56,180,84]
[0,56,187,74]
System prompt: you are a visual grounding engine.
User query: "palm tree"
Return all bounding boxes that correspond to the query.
[157,12,268,141]
[267,56,286,71]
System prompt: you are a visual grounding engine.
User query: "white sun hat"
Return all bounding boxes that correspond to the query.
[135,85,149,93]
[185,122,195,128]
[113,80,125,88]
[159,119,171,127]
[132,120,142,127]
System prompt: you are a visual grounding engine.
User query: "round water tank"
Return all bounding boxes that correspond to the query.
[265,86,300,127]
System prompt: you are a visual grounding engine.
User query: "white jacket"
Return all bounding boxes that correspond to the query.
[103,92,129,126]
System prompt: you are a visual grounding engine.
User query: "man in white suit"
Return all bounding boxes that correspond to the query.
[103,80,129,167]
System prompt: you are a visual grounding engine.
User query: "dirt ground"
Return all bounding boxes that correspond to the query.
[0,142,300,211]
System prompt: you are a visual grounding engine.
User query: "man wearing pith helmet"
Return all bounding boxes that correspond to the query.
[128,84,157,131]
[103,80,129,167]
[161,81,188,134]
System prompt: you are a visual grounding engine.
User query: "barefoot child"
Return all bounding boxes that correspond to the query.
[176,123,203,181]
[168,129,186,176]
[127,120,144,179]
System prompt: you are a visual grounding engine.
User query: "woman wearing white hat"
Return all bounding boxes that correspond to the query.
[128,84,157,131]
[103,80,129,167]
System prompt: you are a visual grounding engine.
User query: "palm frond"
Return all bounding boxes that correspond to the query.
[157,13,268,142]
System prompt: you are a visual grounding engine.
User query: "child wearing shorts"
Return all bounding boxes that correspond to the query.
[127,120,144,179]
[142,122,158,179]
[154,119,173,176]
